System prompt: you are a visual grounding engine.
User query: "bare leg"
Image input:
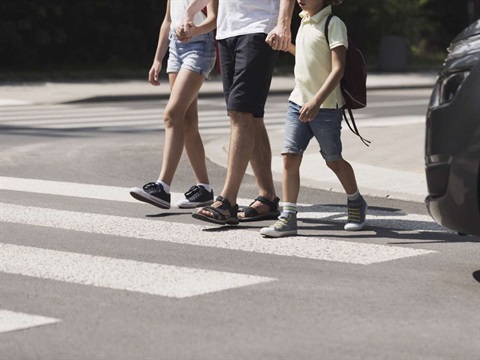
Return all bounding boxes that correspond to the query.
[197,111,256,215]
[238,118,278,218]
[282,154,302,203]
[183,96,209,185]
[158,70,205,186]
[326,159,358,195]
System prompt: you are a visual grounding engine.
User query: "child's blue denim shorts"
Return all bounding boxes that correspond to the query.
[167,29,216,79]
[282,101,343,161]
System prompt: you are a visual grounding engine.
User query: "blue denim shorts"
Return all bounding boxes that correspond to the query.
[282,101,343,161]
[166,29,216,79]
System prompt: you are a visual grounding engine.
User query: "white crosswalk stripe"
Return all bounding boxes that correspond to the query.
[0,243,275,298]
[0,310,61,334]
[0,203,436,265]
[0,100,424,136]
[0,102,288,133]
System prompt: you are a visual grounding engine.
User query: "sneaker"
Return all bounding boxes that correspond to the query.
[129,182,171,209]
[344,195,367,231]
[260,212,298,238]
[177,185,214,209]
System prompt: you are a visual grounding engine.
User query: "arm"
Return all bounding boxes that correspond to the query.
[177,0,217,40]
[265,0,295,51]
[299,45,346,122]
[148,0,172,86]
[287,43,296,56]
[179,0,212,38]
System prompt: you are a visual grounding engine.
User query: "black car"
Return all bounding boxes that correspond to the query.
[425,19,480,237]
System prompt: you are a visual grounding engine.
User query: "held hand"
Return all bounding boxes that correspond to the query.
[179,14,194,38]
[175,23,194,42]
[299,100,320,122]
[266,24,291,51]
[148,62,162,86]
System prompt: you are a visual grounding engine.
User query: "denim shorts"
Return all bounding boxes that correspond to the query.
[282,101,343,161]
[166,29,216,79]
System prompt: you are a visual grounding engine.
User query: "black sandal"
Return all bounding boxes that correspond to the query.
[192,196,239,225]
[238,196,280,222]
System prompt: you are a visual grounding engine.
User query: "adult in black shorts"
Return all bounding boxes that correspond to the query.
[181,0,295,225]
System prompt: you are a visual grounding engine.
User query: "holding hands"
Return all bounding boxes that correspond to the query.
[265,24,291,51]
[175,22,195,42]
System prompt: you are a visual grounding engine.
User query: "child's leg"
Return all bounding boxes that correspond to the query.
[158,70,205,187]
[260,102,309,238]
[325,159,358,196]
[311,109,367,230]
[282,153,302,205]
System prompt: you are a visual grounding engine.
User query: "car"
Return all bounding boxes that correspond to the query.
[425,19,480,236]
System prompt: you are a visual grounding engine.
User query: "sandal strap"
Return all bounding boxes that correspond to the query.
[201,196,238,220]
[251,196,279,212]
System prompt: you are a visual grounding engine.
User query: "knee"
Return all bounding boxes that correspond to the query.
[283,154,301,172]
[163,110,182,129]
[326,159,342,173]
[229,111,254,129]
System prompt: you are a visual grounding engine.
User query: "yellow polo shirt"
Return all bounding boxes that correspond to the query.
[289,6,348,109]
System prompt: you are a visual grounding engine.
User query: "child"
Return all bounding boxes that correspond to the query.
[130,0,218,210]
[261,0,367,237]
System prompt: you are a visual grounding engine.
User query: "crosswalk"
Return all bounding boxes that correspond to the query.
[0,98,425,137]
[0,99,290,134]
[0,176,444,333]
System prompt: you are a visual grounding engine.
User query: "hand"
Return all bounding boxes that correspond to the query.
[299,100,320,122]
[148,61,162,86]
[266,24,291,51]
[179,14,194,38]
[175,23,193,42]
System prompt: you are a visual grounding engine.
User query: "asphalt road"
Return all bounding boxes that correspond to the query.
[0,90,479,360]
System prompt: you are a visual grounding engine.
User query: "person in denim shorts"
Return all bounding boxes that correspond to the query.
[130,0,219,210]
[261,0,368,237]
[180,0,295,225]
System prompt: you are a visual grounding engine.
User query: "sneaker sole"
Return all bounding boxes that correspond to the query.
[177,199,214,209]
[130,189,171,209]
[260,229,298,238]
[344,204,368,231]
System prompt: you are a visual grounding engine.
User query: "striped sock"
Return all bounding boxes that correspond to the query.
[347,190,360,201]
[281,202,297,214]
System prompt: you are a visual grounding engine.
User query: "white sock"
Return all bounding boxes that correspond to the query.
[347,190,360,201]
[197,183,211,192]
[280,202,297,213]
[156,180,170,194]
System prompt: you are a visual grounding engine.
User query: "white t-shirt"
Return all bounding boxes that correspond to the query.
[216,0,280,40]
[170,0,206,31]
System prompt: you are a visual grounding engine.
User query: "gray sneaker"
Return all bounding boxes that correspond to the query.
[260,212,298,238]
[344,195,367,231]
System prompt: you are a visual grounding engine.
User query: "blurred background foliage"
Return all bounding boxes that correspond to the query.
[0,0,479,81]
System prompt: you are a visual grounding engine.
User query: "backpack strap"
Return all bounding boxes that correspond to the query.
[325,13,370,147]
[343,108,371,146]
[324,13,334,46]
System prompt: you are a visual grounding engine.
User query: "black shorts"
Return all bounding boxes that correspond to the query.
[218,33,279,118]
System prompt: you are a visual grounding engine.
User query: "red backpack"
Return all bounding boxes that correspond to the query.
[325,14,370,146]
